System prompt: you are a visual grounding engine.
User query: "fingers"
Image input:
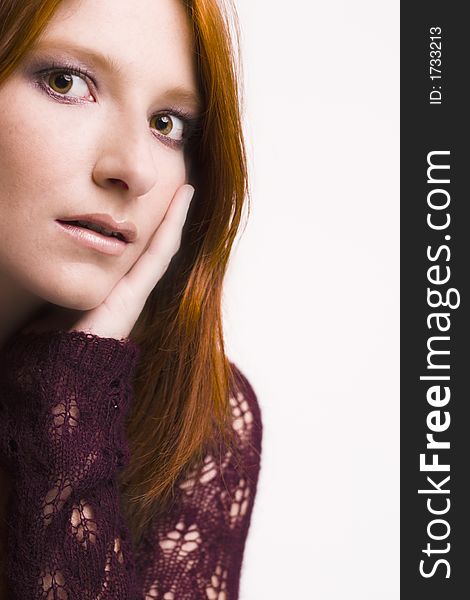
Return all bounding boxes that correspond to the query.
[111,183,195,317]
[143,183,194,266]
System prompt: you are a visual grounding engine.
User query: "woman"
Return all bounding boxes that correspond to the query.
[0,0,262,597]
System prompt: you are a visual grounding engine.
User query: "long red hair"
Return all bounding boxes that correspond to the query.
[0,0,251,547]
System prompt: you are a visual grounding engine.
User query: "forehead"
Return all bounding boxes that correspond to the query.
[34,0,198,94]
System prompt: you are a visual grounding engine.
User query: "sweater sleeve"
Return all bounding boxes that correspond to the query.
[0,329,142,599]
[134,363,263,600]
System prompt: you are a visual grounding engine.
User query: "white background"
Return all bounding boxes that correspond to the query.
[222,1,399,598]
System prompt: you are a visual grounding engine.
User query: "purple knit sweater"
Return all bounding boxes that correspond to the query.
[0,330,262,599]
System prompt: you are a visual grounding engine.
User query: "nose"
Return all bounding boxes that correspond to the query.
[92,113,158,198]
[109,178,129,190]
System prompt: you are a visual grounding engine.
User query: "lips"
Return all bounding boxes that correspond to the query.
[56,213,137,243]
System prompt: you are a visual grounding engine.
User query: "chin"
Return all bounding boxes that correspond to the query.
[29,272,113,312]
[44,288,108,311]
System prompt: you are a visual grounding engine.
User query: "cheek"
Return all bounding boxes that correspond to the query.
[1,86,59,177]
[0,109,91,231]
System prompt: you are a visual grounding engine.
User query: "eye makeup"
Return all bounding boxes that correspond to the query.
[24,54,203,150]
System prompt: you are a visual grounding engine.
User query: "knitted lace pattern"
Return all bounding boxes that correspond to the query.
[0,330,262,599]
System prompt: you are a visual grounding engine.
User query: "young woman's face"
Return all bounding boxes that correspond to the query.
[0,0,200,310]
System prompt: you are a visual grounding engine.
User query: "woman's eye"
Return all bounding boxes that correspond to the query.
[150,114,184,142]
[46,71,93,100]
[38,67,191,147]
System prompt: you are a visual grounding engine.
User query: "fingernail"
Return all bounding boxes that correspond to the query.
[185,185,195,205]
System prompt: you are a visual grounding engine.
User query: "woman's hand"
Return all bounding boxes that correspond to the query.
[22,184,195,340]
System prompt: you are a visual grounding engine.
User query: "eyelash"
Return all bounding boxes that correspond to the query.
[33,60,202,150]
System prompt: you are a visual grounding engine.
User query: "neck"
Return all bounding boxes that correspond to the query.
[0,272,46,350]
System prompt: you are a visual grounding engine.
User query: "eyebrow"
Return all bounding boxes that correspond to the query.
[32,40,202,112]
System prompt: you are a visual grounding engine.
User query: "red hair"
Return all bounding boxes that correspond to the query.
[0,0,251,547]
